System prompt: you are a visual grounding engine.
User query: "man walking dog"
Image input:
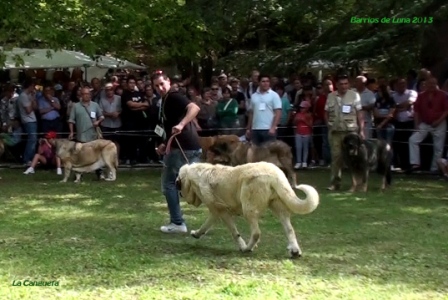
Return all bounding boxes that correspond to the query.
[325,74,364,191]
[151,71,202,233]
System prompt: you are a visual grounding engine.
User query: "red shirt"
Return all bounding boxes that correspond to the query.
[414,90,448,124]
[294,112,313,135]
[314,94,327,121]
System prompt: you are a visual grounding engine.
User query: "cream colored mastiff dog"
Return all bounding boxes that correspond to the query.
[176,162,319,258]
[52,139,118,183]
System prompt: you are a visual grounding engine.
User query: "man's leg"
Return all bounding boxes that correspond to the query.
[322,125,331,165]
[409,123,430,168]
[328,131,343,190]
[264,129,277,143]
[160,148,202,233]
[251,130,263,146]
[430,120,447,172]
[161,150,185,233]
[23,122,37,164]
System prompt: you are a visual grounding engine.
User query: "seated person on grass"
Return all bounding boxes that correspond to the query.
[23,131,62,175]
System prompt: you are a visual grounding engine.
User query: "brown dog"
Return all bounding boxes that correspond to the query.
[207,139,299,188]
[51,139,118,183]
[198,135,240,161]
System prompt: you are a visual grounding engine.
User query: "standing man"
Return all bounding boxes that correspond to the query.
[38,86,62,133]
[354,76,376,139]
[17,78,38,166]
[246,74,282,146]
[121,76,149,165]
[152,71,202,234]
[68,87,105,178]
[325,74,364,191]
[408,76,448,173]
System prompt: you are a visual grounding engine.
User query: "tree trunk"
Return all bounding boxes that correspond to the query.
[420,20,448,85]
[201,55,214,87]
[257,29,267,50]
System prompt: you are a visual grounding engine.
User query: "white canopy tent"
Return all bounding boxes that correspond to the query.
[1,48,146,82]
[1,48,95,69]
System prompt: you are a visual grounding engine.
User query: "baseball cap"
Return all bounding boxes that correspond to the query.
[45,131,57,139]
[300,101,311,108]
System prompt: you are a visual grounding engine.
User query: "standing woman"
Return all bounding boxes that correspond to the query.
[216,87,239,135]
[151,71,202,234]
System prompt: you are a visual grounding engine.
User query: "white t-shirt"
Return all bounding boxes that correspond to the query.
[248,88,282,130]
[393,89,418,122]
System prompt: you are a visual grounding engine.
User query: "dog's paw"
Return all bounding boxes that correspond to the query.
[59,180,67,183]
[289,249,302,258]
[240,246,253,253]
[190,230,201,239]
[288,245,302,258]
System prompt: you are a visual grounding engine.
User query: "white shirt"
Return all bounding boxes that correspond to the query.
[393,89,418,122]
[354,88,376,123]
[248,88,282,130]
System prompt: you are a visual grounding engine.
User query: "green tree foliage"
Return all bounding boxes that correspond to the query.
[0,0,447,78]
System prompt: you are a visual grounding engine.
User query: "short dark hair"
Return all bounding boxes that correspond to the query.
[222,87,231,94]
[367,78,376,85]
[127,75,137,83]
[23,77,34,89]
[337,74,349,82]
[259,74,270,81]
[274,83,285,91]
[150,70,168,82]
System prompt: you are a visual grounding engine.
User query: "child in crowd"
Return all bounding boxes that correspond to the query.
[293,101,313,169]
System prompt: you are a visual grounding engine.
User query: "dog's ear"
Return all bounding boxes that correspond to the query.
[74,143,83,154]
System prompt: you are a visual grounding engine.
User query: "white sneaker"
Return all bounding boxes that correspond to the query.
[160,223,188,234]
[23,167,35,174]
[56,168,62,175]
[294,163,301,169]
[302,162,308,169]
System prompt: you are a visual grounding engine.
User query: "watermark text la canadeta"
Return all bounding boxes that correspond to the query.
[12,280,59,286]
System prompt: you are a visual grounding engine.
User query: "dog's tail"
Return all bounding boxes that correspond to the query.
[272,176,319,215]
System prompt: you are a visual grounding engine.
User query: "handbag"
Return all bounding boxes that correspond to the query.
[82,105,103,140]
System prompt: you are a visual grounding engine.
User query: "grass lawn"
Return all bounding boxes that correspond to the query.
[0,168,447,300]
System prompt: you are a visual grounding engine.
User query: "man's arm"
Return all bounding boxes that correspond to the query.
[271,110,282,130]
[179,102,200,127]
[246,110,253,130]
[128,100,149,110]
[353,93,364,134]
[22,95,36,115]
[413,96,421,129]
[357,110,364,132]
[95,105,105,125]
[271,94,282,130]
[431,94,448,127]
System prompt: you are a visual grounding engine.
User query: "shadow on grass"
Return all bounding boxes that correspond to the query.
[0,169,447,295]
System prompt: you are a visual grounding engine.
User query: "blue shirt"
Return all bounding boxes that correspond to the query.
[38,97,60,121]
